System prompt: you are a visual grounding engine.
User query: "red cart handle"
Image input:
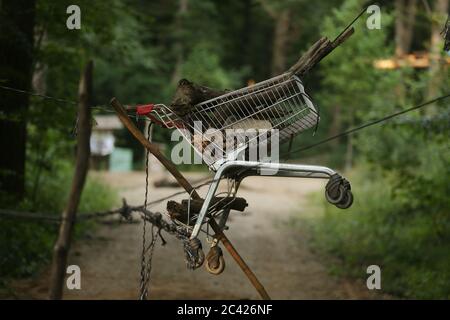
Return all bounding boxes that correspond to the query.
[135,103,184,129]
[136,104,154,116]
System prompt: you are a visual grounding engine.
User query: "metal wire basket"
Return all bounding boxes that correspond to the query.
[139,73,319,170]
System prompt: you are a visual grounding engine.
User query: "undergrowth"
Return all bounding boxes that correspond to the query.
[305,166,450,299]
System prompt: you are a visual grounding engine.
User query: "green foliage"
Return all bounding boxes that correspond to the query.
[285,0,398,161]
[181,42,244,89]
[309,159,450,299]
[0,162,117,280]
[306,0,450,299]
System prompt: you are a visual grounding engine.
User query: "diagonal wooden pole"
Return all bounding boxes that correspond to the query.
[208,218,270,300]
[110,98,270,300]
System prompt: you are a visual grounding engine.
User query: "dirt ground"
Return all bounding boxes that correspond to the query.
[11,171,384,300]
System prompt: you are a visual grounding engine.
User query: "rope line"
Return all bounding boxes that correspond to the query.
[0,206,197,246]
[0,177,215,224]
[282,93,450,158]
[332,3,373,41]
[0,205,131,223]
[0,84,149,119]
[0,85,78,105]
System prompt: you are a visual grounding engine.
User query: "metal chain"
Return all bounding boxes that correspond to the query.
[139,122,158,300]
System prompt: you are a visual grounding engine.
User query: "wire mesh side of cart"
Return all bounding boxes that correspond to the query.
[147,73,319,169]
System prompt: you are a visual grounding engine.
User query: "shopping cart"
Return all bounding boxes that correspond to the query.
[137,73,353,272]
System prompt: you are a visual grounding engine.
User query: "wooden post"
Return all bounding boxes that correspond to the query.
[110,98,271,300]
[48,61,93,300]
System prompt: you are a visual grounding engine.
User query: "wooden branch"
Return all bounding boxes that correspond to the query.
[287,37,329,75]
[216,28,355,118]
[288,28,354,77]
[48,61,93,300]
[209,218,271,300]
[181,197,248,213]
[167,197,248,225]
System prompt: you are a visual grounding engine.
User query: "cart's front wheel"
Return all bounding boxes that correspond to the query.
[205,246,225,275]
[336,190,353,209]
[325,184,345,204]
[186,238,205,269]
[325,174,353,209]
[195,248,205,268]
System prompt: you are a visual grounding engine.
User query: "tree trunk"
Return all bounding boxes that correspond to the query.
[395,0,417,57]
[0,0,36,201]
[426,0,449,114]
[171,0,189,85]
[259,2,292,76]
[328,105,342,147]
[240,0,253,67]
[271,10,291,76]
[345,134,353,171]
[32,25,48,94]
[394,0,417,104]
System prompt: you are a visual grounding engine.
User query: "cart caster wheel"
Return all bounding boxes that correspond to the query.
[196,248,205,268]
[336,190,353,209]
[186,238,205,269]
[205,246,225,275]
[325,184,345,204]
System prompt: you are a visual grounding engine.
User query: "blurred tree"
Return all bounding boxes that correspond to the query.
[171,0,189,84]
[311,0,450,299]
[260,0,344,77]
[260,0,293,75]
[24,0,134,198]
[394,0,417,105]
[426,0,449,112]
[316,0,396,168]
[0,0,36,201]
[215,0,273,82]
[395,0,417,57]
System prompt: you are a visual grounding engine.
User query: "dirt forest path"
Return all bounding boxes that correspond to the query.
[17,171,379,300]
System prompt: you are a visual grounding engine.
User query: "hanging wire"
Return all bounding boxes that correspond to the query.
[281,93,450,159]
[0,84,151,120]
[332,3,375,41]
